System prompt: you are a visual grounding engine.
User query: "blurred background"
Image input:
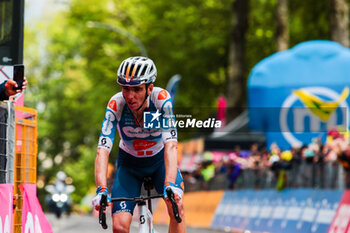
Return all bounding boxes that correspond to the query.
[1,0,350,232]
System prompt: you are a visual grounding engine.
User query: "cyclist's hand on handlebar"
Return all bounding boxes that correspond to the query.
[92,186,111,210]
[163,181,183,199]
[165,185,183,223]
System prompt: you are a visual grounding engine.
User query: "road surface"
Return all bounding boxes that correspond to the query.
[46,213,229,233]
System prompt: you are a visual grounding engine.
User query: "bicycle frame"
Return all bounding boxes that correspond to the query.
[99,188,181,233]
[136,194,163,233]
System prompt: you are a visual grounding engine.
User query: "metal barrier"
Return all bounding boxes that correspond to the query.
[184,160,347,192]
[0,102,15,184]
[13,105,38,233]
[0,102,41,232]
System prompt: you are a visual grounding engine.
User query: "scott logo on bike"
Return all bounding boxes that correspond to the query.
[140,215,145,224]
[143,110,161,129]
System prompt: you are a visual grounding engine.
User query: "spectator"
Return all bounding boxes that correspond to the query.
[234,145,241,156]
[200,160,215,189]
[276,150,293,191]
[290,146,302,187]
[250,143,259,156]
[315,145,327,188]
[337,145,350,188]
[326,140,341,188]
[249,151,263,189]
[0,78,27,100]
[228,160,242,190]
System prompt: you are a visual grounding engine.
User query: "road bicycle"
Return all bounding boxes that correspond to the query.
[99,177,182,233]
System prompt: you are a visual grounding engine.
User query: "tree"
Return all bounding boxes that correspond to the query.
[288,0,330,46]
[276,0,289,51]
[330,0,349,47]
[227,0,249,122]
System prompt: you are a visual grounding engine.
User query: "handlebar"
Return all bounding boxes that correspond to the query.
[98,193,164,229]
[99,194,108,229]
[110,194,164,202]
[98,189,182,229]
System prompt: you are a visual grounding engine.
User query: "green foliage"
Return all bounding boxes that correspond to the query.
[246,0,277,75]
[64,145,96,203]
[289,0,330,46]
[246,0,332,72]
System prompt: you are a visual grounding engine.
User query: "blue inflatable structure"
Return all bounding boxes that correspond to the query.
[248,40,350,149]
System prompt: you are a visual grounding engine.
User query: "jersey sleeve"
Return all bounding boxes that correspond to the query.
[154,89,178,143]
[97,96,119,152]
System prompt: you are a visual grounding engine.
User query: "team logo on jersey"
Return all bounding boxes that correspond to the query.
[101,138,107,145]
[102,111,116,135]
[122,126,161,138]
[132,139,157,150]
[108,100,117,111]
[98,137,112,150]
[158,90,168,100]
[143,110,162,128]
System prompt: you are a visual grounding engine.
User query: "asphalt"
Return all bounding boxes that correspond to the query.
[46,213,230,233]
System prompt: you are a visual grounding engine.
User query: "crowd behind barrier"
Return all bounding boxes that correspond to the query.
[181,129,350,192]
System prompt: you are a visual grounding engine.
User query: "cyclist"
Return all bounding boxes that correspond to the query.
[92,56,186,233]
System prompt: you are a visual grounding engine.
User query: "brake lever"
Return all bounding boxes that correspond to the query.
[166,187,182,223]
[99,193,108,229]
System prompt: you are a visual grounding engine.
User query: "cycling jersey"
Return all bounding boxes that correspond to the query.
[97,87,177,157]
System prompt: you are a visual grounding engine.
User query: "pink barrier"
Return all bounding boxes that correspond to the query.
[14,92,24,107]
[21,184,53,233]
[0,184,14,233]
[328,190,350,233]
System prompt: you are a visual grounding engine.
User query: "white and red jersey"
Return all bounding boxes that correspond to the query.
[97,87,177,157]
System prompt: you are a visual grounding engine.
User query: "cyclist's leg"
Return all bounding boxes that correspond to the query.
[152,164,186,233]
[112,212,132,233]
[111,165,143,233]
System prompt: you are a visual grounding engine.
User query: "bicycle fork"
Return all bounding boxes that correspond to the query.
[138,201,154,233]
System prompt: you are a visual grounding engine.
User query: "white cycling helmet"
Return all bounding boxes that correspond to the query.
[56,171,67,181]
[117,56,157,86]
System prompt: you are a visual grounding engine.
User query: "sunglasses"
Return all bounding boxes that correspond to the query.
[117,76,144,86]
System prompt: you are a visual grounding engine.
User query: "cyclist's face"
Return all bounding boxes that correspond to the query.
[122,84,153,111]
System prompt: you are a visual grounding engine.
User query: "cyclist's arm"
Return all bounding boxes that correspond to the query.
[164,141,178,185]
[95,96,119,188]
[95,148,110,188]
[154,88,179,186]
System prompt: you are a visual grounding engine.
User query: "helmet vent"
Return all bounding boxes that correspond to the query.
[129,64,135,77]
[140,65,148,76]
[120,62,126,76]
[134,64,141,77]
